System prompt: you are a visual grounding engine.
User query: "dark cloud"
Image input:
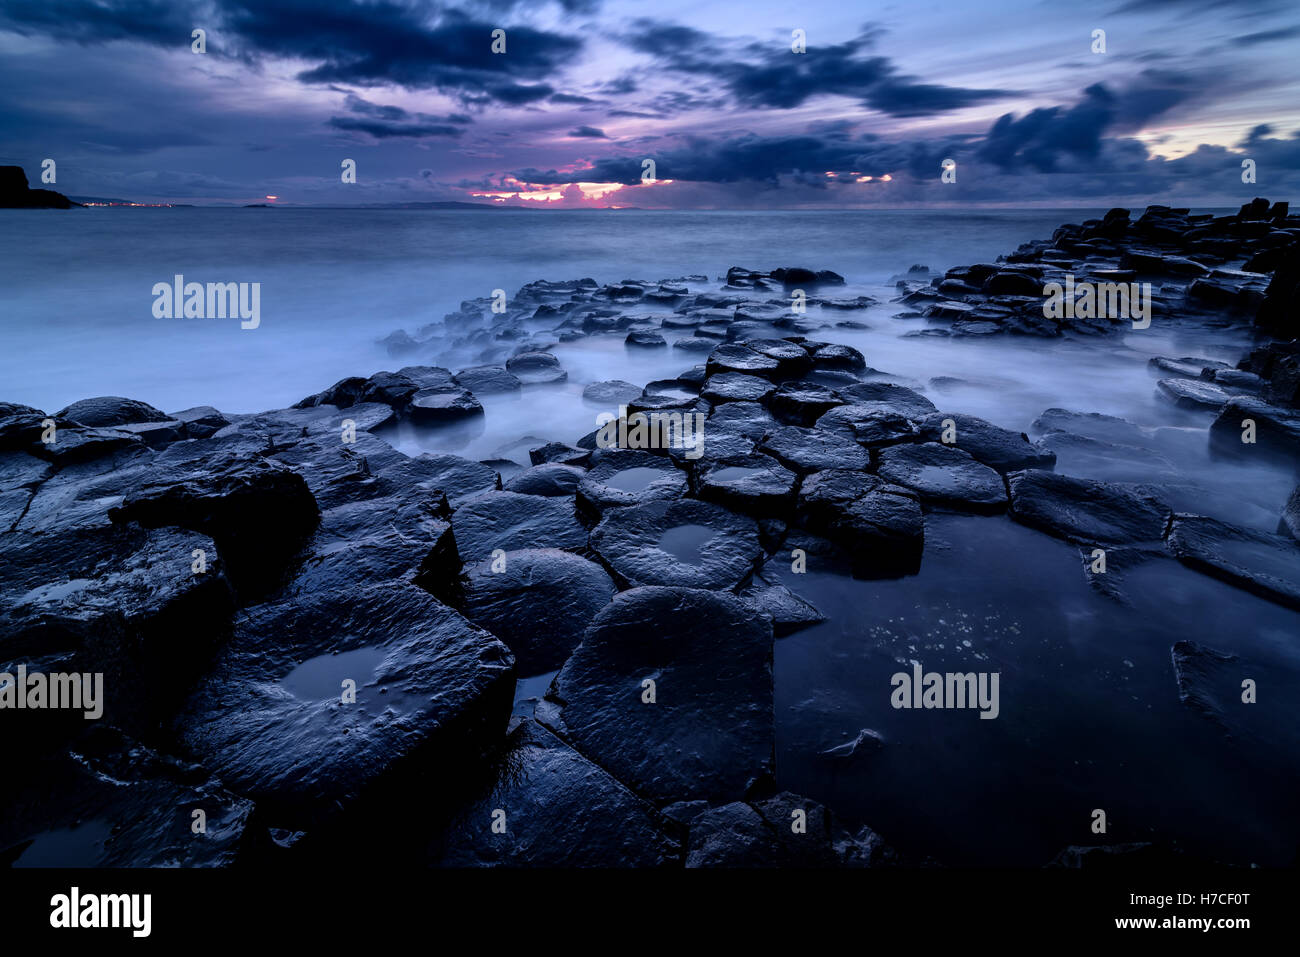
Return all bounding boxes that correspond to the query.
[621,22,1015,117]
[977,73,1209,172]
[327,117,465,138]
[568,125,607,137]
[550,92,597,104]
[0,0,583,106]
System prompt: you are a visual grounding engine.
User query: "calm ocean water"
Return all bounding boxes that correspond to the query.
[1,206,1114,413]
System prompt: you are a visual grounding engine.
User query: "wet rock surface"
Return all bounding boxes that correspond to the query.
[543,586,774,804]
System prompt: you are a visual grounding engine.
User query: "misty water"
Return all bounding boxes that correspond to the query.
[3,207,1297,866]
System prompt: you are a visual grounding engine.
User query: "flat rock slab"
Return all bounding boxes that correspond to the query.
[451,491,587,562]
[816,404,917,448]
[461,548,615,675]
[177,583,515,829]
[545,586,773,803]
[502,463,586,497]
[702,373,776,404]
[837,382,938,418]
[797,469,924,578]
[506,351,567,384]
[1166,513,1300,610]
[1008,470,1172,545]
[430,717,680,867]
[876,442,1008,513]
[577,449,688,515]
[1155,377,1232,411]
[694,456,800,517]
[916,412,1056,472]
[757,425,871,474]
[589,498,762,590]
[454,365,522,394]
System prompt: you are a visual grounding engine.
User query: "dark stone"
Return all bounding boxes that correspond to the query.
[408,388,484,424]
[544,585,773,803]
[576,449,688,516]
[453,365,523,394]
[705,343,782,378]
[581,380,643,405]
[695,456,800,517]
[701,373,776,404]
[461,548,615,675]
[502,463,586,497]
[1155,377,1232,411]
[876,442,1008,513]
[626,330,668,348]
[738,571,826,637]
[766,382,844,426]
[451,491,587,561]
[816,405,917,448]
[430,718,679,867]
[797,470,924,578]
[589,498,762,590]
[1007,470,1171,545]
[757,425,871,474]
[837,382,938,418]
[916,412,1056,472]
[170,405,231,439]
[107,448,320,599]
[55,396,169,427]
[1166,513,1300,610]
[177,583,515,830]
[506,351,567,384]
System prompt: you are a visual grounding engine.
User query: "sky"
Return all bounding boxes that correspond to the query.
[1,0,1298,208]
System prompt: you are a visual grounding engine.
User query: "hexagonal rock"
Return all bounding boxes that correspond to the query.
[797,469,923,578]
[741,339,814,379]
[505,351,567,384]
[430,717,680,867]
[453,365,523,395]
[876,442,1008,513]
[701,373,776,404]
[706,343,782,378]
[758,425,871,474]
[54,396,170,427]
[408,387,484,424]
[1166,513,1300,610]
[107,448,320,599]
[766,381,844,426]
[581,379,643,405]
[451,491,587,562]
[816,404,917,448]
[810,342,867,371]
[1007,470,1171,545]
[589,498,763,590]
[544,586,773,803]
[461,548,615,675]
[837,382,938,418]
[916,412,1056,472]
[177,582,515,830]
[695,456,800,517]
[502,463,586,497]
[576,449,688,516]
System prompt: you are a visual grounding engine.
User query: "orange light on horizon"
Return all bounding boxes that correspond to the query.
[265,195,278,200]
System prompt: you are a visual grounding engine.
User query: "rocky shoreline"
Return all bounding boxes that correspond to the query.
[2,200,1298,868]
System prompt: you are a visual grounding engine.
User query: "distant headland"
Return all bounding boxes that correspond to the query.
[0,165,77,209]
